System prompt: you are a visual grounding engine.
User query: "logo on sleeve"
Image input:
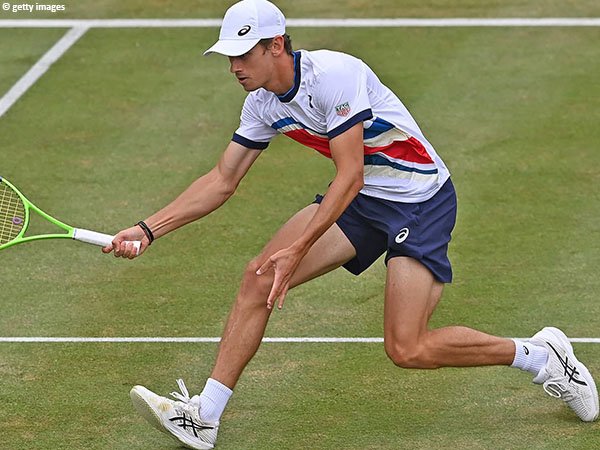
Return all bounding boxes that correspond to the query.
[335,102,351,117]
[238,25,252,36]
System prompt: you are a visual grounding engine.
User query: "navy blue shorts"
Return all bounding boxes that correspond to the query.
[313,178,457,283]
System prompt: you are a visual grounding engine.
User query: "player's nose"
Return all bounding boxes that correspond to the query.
[228,56,242,73]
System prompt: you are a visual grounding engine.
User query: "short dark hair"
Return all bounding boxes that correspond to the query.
[258,34,293,55]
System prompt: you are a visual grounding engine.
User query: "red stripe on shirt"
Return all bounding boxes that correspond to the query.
[284,130,332,157]
[364,137,433,164]
[285,130,432,165]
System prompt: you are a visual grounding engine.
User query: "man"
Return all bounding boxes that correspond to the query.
[104,1,599,448]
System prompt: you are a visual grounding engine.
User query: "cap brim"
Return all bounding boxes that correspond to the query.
[203,38,261,56]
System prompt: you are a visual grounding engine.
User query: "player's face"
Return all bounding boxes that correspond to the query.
[228,44,274,92]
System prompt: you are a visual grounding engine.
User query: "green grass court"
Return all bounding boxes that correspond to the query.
[1,1,599,449]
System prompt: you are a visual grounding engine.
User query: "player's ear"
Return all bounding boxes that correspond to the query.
[270,35,285,56]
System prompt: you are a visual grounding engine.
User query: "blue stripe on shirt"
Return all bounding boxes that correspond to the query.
[364,154,438,175]
[232,133,269,150]
[328,108,373,139]
[363,116,395,139]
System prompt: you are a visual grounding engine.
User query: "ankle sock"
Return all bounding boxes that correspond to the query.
[198,378,233,422]
[511,339,548,376]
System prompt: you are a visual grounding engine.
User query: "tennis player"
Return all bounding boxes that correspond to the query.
[105,1,598,448]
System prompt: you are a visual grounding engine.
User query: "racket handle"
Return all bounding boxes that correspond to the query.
[73,228,141,255]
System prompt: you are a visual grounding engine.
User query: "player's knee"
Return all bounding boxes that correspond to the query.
[384,340,428,369]
[240,259,273,299]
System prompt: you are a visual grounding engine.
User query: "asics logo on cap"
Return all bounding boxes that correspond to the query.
[204,0,286,56]
[238,25,252,36]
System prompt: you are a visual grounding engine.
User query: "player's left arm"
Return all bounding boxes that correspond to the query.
[257,122,364,309]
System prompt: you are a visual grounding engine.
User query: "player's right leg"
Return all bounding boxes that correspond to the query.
[210,202,356,388]
[130,203,356,449]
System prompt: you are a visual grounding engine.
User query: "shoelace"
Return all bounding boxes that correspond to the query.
[167,379,215,438]
[170,378,193,403]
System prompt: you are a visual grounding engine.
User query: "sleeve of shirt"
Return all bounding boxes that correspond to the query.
[232,94,277,150]
[314,60,373,140]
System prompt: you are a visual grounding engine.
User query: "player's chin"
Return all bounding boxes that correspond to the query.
[238,79,259,92]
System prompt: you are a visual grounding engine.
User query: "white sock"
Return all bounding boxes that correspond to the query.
[198,378,233,423]
[510,339,548,376]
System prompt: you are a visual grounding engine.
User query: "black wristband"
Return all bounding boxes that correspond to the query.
[136,221,155,244]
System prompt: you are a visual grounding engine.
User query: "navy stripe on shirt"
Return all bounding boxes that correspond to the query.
[328,108,373,139]
[232,132,269,150]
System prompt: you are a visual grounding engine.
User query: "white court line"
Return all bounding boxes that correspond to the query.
[0,337,377,343]
[0,337,599,343]
[0,18,599,28]
[1,17,598,117]
[0,26,88,118]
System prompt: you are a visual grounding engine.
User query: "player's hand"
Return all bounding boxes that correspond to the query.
[256,244,306,310]
[102,226,149,259]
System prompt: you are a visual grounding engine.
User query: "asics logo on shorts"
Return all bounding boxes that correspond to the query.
[395,228,410,244]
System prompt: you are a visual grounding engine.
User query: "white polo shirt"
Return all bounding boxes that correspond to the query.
[232,49,450,203]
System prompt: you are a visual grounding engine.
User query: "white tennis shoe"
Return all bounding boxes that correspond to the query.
[130,379,218,449]
[530,327,599,422]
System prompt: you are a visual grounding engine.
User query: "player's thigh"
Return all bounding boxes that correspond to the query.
[384,256,444,341]
[255,203,356,288]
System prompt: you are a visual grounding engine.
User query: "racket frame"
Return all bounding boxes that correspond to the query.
[0,177,138,252]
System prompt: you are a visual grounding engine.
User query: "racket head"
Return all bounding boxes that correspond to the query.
[0,177,30,250]
[0,177,138,253]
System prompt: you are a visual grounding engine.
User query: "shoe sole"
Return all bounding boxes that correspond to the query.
[130,386,214,449]
[130,386,166,433]
[539,327,599,422]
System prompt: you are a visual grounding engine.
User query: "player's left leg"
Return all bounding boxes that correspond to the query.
[383,256,514,369]
[383,256,599,421]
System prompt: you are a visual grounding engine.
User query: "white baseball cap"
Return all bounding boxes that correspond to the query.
[204,0,286,57]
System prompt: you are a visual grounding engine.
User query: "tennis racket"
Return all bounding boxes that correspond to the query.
[0,176,140,253]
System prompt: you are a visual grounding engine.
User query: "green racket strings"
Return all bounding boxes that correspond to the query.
[0,182,26,245]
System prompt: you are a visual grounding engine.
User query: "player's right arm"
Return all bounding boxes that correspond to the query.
[105,141,262,258]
